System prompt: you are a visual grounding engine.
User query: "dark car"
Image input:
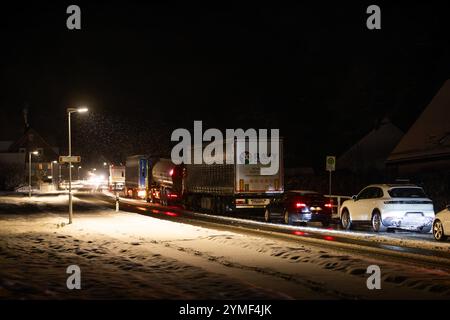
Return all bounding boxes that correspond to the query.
[264,190,333,226]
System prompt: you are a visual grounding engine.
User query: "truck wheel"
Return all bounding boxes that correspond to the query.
[217,199,226,215]
[264,208,271,222]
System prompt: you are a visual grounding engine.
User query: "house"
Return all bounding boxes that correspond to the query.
[387,80,450,175]
[0,127,60,190]
[337,118,404,174]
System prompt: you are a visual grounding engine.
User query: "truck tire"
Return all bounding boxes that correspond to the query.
[217,198,226,215]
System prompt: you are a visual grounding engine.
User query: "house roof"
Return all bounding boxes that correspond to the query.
[387,80,450,163]
[338,118,404,171]
[7,127,59,162]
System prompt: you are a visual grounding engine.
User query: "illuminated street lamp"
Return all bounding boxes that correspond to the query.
[78,166,82,180]
[28,151,39,197]
[67,106,88,224]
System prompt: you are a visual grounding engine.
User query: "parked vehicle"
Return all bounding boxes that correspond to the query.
[109,165,125,191]
[124,138,283,212]
[124,155,179,205]
[340,184,434,233]
[264,190,332,226]
[433,205,450,241]
[148,158,181,206]
[181,138,284,213]
[124,155,148,199]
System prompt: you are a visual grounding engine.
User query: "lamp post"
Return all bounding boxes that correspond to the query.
[59,163,62,187]
[28,151,39,197]
[78,166,82,180]
[67,107,88,224]
[51,160,57,188]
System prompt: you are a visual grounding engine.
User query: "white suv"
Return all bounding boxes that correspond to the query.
[433,205,450,241]
[340,184,434,233]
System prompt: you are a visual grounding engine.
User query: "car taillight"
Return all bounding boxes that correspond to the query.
[168,194,178,198]
[325,203,332,208]
[295,202,306,208]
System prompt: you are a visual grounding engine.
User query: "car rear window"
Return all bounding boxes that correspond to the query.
[291,193,325,202]
[388,188,427,198]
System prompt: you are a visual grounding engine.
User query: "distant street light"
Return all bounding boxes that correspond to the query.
[28,151,39,197]
[67,106,88,224]
[78,166,82,180]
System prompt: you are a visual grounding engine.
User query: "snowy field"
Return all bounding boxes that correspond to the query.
[0,194,450,299]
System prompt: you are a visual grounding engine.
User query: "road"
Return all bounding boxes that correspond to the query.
[92,191,450,266]
[0,191,449,299]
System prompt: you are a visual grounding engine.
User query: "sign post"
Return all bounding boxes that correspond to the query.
[59,155,81,223]
[59,156,81,164]
[326,156,336,201]
[114,183,120,212]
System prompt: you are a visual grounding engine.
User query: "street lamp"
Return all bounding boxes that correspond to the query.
[78,166,82,180]
[28,151,39,197]
[67,106,88,224]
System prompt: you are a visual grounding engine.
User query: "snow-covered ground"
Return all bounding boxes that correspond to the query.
[104,191,450,253]
[0,194,449,299]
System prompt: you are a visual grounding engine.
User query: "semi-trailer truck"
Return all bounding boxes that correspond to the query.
[124,155,148,199]
[124,155,180,205]
[125,137,284,213]
[181,137,284,213]
[109,165,125,191]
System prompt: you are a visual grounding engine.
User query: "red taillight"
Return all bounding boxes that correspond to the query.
[168,194,178,198]
[325,203,332,208]
[169,169,174,176]
[295,202,306,208]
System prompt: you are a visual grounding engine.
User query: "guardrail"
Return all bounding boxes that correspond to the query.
[324,194,352,219]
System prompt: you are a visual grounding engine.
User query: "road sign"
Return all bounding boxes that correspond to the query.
[59,156,81,163]
[326,156,336,172]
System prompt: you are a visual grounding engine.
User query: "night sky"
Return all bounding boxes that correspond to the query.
[1,2,450,168]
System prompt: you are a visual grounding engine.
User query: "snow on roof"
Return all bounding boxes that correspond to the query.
[338,118,403,171]
[388,80,450,163]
